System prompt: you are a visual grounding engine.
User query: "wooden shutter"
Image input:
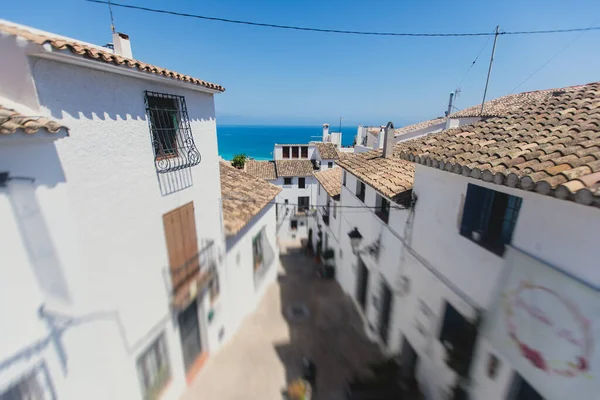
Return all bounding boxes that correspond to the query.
[163,202,199,272]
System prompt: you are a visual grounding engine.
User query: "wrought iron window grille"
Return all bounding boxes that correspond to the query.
[144,91,201,173]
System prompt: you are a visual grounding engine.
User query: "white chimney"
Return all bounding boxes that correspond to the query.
[112,32,132,58]
[382,122,395,158]
[322,123,330,142]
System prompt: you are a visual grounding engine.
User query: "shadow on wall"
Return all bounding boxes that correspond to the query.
[33,58,216,124]
[156,168,194,196]
[273,244,383,400]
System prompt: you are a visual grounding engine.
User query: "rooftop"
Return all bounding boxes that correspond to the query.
[220,162,281,236]
[275,160,315,177]
[0,21,224,93]
[394,117,446,137]
[395,81,600,207]
[314,167,343,198]
[0,104,67,135]
[313,142,339,159]
[336,150,415,202]
[245,160,277,180]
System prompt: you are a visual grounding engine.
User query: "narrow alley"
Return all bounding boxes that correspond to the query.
[183,241,383,400]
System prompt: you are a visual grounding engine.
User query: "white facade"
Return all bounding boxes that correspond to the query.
[224,203,279,335]
[333,163,599,400]
[0,22,232,400]
[274,176,317,240]
[307,180,342,262]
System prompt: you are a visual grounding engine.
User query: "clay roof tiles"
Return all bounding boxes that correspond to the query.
[245,160,277,180]
[0,105,67,135]
[275,160,315,177]
[314,142,339,159]
[395,82,600,207]
[220,162,281,236]
[314,167,343,197]
[0,22,224,92]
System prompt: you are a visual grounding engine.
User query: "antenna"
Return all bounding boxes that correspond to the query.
[108,0,116,33]
[480,25,500,115]
[338,117,342,133]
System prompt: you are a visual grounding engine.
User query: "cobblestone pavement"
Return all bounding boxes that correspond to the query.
[182,240,383,400]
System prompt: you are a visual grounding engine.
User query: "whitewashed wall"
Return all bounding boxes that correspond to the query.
[318,159,337,171]
[0,49,225,400]
[224,204,279,336]
[273,145,316,160]
[273,176,317,240]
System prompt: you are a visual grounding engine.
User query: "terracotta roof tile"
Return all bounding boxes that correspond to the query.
[336,150,414,202]
[0,22,225,92]
[245,160,277,180]
[220,162,281,236]
[275,160,315,177]
[313,142,339,159]
[393,117,447,137]
[395,81,600,207]
[314,168,342,197]
[0,105,67,135]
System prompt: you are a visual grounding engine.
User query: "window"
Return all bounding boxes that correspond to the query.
[252,232,264,271]
[333,200,337,219]
[343,171,347,186]
[282,146,290,159]
[318,184,320,195]
[283,177,293,186]
[298,196,310,210]
[145,91,200,173]
[375,195,390,224]
[291,220,298,230]
[0,363,54,400]
[137,334,171,400]
[291,146,299,159]
[301,146,308,158]
[328,162,333,168]
[284,199,289,205]
[356,180,366,202]
[298,177,306,189]
[460,184,522,256]
[439,301,478,377]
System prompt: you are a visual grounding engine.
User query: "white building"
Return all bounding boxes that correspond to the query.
[336,83,600,400]
[219,162,280,335]
[0,20,234,400]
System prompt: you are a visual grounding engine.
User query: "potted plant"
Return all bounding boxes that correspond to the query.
[231,153,247,169]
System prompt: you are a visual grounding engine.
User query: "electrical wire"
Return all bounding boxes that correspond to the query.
[455,30,495,90]
[85,1,600,38]
[222,195,408,210]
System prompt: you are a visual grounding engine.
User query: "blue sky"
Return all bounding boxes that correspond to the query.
[3,0,600,126]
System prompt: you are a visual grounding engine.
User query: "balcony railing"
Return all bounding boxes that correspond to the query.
[166,240,217,309]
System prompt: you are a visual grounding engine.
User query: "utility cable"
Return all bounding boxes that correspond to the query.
[85,1,600,38]
[455,30,495,90]
[222,195,408,210]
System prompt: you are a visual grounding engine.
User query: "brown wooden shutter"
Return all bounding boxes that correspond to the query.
[163,202,198,271]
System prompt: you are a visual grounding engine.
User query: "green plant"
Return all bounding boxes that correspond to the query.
[231,153,247,169]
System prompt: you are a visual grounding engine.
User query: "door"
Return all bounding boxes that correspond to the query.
[378,279,393,345]
[356,258,369,312]
[178,300,202,373]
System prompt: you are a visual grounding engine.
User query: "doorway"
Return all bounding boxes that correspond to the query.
[378,279,393,345]
[178,300,202,373]
[356,257,369,312]
[400,336,418,380]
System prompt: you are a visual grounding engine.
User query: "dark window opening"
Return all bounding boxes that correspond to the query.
[439,302,478,377]
[137,334,171,399]
[301,146,308,158]
[282,146,290,159]
[375,195,390,224]
[298,177,306,188]
[460,184,522,256]
[145,91,200,173]
[291,146,299,159]
[343,171,347,186]
[291,220,298,230]
[356,180,366,202]
[298,196,310,210]
[328,162,333,168]
[283,177,293,186]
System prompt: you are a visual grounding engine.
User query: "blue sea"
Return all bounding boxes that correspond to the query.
[217,125,356,160]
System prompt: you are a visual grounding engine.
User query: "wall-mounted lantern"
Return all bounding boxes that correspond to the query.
[348,228,363,254]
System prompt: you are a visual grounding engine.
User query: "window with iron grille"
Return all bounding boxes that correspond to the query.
[137,333,171,400]
[145,91,201,173]
[460,184,522,256]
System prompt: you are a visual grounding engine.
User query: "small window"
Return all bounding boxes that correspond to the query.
[298,196,310,210]
[291,146,299,159]
[283,177,293,186]
[343,171,347,186]
[439,301,478,377]
[291,220,298,230]
[328,162,333,168]
[252,232,264,271]
[318,184,321,195]
[147,95,179,158]
[375,195,390,224]
[282,146,290,159]
[460,184,522,256]
[137,334,171,400]
[298,177,306,189]
[356,180,366,202]
[284,199,289,205]
[333,201,337,219]
[301,146,308,158]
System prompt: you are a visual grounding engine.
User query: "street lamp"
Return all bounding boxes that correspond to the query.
[348,228,363,254]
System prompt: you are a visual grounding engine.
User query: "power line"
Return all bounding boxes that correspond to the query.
[222,195,408,210]
[455,29,495,90]
[85,1,600,38]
